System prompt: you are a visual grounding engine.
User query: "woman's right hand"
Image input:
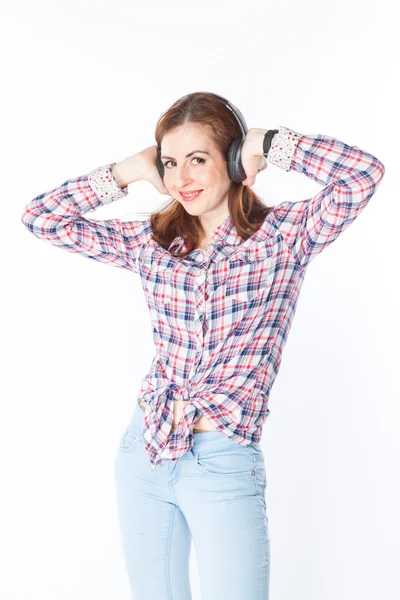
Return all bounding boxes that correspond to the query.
[135,145,170,195]
[112,145,170,195]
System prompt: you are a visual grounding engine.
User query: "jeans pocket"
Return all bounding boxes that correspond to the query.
[118,426,141,452]
[195,444,255,478]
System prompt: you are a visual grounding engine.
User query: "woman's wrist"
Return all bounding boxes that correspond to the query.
[262,129,279,158]
[111,154,143,188]
[249,128,277,157]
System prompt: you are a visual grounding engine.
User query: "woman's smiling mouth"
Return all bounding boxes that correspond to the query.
[180,190,203,201]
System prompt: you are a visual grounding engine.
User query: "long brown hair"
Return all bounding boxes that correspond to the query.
[150,92,273,256]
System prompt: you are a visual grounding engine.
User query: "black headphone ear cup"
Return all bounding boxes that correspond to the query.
[227,138,246,183]
[156,146,164,179]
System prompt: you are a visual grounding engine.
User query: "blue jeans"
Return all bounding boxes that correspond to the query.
[114,404,270,599]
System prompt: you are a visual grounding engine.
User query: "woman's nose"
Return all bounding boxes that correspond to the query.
[174,164,193,188]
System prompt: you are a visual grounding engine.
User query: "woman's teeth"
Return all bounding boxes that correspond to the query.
[180,190,203,201]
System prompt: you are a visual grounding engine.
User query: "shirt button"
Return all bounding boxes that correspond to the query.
[195,250,206,262]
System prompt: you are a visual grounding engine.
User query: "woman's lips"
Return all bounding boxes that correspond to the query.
[180,190,203,202]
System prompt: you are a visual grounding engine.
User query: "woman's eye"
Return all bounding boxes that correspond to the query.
[192,157,205,166]
[164,157,205,169]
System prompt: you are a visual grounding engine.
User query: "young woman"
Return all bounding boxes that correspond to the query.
[21,92,385,599]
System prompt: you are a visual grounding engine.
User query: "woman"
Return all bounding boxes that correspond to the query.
[21,91,385,599]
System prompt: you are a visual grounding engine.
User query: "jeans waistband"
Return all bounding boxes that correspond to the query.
[130,402,250,454]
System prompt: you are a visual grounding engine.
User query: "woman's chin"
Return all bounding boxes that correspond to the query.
[179,203,205,216]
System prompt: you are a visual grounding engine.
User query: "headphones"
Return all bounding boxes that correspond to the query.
[156,92,248,184]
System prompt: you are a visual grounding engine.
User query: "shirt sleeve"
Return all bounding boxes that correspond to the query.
[267,126,386,268]
[20,163,153,273]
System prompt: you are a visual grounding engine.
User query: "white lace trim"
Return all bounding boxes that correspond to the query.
[267,126,302,171]
[87,163,129,204]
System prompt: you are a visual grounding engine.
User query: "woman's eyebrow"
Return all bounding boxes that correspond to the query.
[160,150,211,160]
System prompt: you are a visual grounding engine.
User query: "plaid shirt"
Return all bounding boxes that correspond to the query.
[21,126,385,470]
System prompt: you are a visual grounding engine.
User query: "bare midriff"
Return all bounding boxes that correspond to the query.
[139,400,217,433]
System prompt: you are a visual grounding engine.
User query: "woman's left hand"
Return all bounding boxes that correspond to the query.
[240,128,269,186]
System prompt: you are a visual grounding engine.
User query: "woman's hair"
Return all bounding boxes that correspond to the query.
[151,92,273,256]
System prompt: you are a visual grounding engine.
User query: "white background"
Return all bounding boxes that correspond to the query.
[1,0,398,598]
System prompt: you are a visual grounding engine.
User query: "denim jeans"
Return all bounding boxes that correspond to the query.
[114,404,270,599]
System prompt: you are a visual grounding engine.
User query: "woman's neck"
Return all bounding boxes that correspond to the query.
[197,206,230,248]
[196,235,211,250]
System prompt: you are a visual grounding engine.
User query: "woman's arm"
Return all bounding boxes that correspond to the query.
[20,156,153,273]
[266,126,386,268]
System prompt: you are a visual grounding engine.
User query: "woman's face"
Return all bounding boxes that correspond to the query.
[160,123,231,219]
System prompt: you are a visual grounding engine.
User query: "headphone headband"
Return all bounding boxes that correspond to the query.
[208,92,248,138]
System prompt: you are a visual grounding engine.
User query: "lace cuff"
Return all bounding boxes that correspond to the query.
[87,163,129,205]
[267,126,302,172]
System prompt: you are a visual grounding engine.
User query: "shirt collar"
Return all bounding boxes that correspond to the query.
[167,215,242,254]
